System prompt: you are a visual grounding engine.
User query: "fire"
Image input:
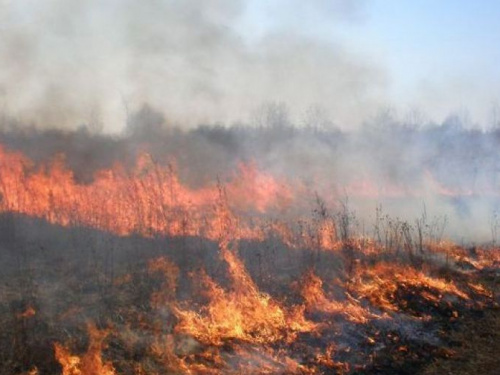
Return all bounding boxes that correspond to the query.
[298,270,377,323]
[17,306,36,319]
[0,142,498,374]
[350,262,470,313]
[227,161,293,213]
[54,323,116,375]
[0,145,290,240]
[173,244,316,346]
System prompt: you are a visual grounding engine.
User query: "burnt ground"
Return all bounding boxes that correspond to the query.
[0,212,499,374]
[421,269,500,375]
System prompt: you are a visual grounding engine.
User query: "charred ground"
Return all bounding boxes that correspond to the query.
[0,211,498,374]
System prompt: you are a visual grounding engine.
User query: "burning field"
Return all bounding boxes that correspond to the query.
[0,123,499,375]
[1,2,500,373]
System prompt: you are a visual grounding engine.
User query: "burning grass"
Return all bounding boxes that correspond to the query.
[1,212,498,375]
[0,144,499,374]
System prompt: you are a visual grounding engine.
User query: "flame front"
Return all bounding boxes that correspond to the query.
[0,143,497,374]
[0,146,291,240]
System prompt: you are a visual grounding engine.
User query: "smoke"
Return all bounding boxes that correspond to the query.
[2,110,500,242]
[1,1,499,242]
[0,0,386,132]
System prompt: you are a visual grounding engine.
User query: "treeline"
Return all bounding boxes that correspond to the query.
[0,104,499,192]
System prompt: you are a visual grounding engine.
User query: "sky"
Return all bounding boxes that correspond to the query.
[240,0,500,126]
[363,0,500,125]
[0,0,499,131]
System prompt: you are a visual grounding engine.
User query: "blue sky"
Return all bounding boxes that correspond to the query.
[366,1,500,103]
[239,0,500,125]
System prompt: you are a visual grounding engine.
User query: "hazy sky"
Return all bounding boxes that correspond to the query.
[241,0,500,125]
[0,0,499,131]
[362,0,500,126]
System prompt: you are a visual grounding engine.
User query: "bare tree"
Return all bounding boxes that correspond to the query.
[302,105,335,130]
[253,101,291,129]
[489,101,500,129]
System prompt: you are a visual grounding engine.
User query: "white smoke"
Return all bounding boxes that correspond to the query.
[0,0,386,132]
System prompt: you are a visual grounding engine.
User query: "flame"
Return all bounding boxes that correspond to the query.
[298,270,377,323]
[2,143,498,373]
[54,323,115,375]
[173,243,316,346]
[146,250,320,373]
[17,306,36,319]
[226,161,293,213]
[0,145,292,240]
[350,262,470,312]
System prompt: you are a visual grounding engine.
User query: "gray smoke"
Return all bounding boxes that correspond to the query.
[0,0,385,132]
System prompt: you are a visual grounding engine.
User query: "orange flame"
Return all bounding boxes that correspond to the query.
[299,271,378,323]
[0,145,291,240]
[173,243,316,346]
[54,323,115,375]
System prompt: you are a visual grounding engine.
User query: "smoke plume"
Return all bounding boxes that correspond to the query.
[0,0,385,131]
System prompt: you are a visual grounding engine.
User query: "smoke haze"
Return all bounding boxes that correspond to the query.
[0,0,385,131]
